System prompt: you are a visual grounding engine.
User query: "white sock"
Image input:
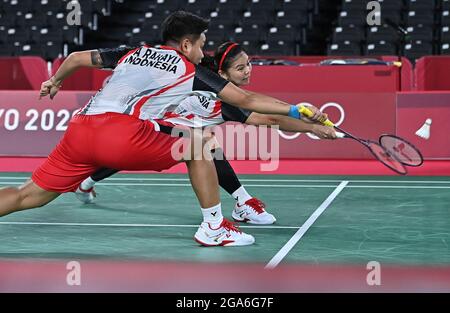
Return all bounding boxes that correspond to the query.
[232,186,252,205]
[201,203,223,226]
[80,177,96,190]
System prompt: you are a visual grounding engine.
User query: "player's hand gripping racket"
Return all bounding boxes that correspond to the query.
[298,106,423,175]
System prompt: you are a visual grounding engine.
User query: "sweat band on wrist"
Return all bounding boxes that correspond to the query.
[288,105,300,119]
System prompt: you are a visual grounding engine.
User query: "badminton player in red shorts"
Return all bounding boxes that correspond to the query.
[76,42,337,226]
[0,11,330,246]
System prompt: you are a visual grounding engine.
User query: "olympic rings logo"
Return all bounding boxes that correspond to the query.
[278,102,345,140]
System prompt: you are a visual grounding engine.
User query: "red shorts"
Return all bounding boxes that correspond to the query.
[32,113,187,193]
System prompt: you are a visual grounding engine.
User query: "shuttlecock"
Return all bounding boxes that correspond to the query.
[415,118,432,140]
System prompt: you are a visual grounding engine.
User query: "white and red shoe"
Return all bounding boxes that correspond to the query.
[194,218,255,247]
[74,185,96,204]
[232,198,276,225]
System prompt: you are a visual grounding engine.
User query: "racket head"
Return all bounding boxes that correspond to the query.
[367,141,408,175]
[379,134,424,167]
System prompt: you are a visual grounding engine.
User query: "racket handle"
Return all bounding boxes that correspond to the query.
[335,132,346,138]
[298,105,335,127]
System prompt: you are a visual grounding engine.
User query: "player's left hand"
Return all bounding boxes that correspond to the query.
[311,124,337,140]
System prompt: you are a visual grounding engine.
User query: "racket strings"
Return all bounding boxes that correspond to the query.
[379,135,423,166]
[368,142,407,175]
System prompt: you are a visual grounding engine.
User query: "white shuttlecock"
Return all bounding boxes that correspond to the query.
[415,118,432,140]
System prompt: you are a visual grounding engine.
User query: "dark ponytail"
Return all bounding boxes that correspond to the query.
[198,53,217,72]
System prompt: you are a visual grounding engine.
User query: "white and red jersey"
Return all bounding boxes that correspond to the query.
[78,45,228,121]
[161,93,252,128]
[162,93,224,127]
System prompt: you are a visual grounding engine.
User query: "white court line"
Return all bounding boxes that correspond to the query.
[0,182,338,188]
[265,181,349,270]
[1,176,450,184]
[1,181,450,189]
[0,221,299,229]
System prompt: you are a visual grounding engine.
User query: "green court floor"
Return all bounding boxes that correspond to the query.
[0,173,449,267]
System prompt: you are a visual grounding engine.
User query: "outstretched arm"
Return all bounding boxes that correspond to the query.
[39,50,104,99]
[245,112,337,139]
[218,83,328,124]
[218,82,291,116]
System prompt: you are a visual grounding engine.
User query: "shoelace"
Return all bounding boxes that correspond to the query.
[245,198,266,214]
[221,219,242,234]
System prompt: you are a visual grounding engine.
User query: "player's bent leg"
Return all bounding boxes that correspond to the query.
[209,143,277,225]
[183,131,220,208]
[182,132,254,247]
[185,159,220,208]
[0,180,60,217]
